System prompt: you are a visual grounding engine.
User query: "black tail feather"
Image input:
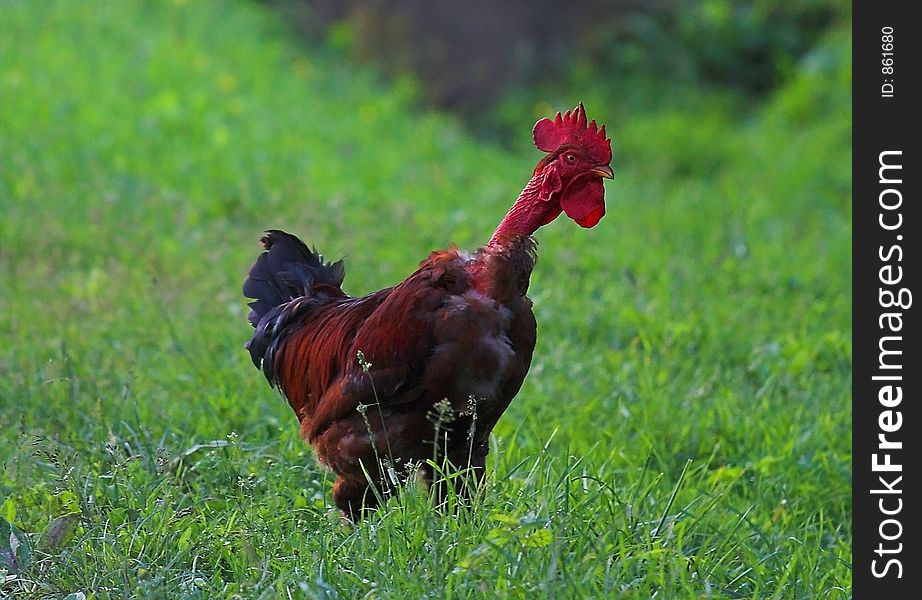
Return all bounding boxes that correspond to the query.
[243,230,345,372]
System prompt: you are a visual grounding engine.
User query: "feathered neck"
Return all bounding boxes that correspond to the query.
[487,171,561,247]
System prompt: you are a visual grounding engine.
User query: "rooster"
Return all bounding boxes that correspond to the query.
[244,103,613,519]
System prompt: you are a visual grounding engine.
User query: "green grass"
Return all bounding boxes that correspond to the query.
[1,0,851,597]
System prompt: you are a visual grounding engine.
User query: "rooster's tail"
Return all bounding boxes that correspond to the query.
[243,230,345,376]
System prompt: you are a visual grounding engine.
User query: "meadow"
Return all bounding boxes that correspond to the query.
[1,1,851,597]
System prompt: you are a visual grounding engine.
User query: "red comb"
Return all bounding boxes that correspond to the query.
[533,102,611,164]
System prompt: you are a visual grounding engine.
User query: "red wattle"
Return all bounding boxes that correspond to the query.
[576,206,605,228]
[560,177,606,229]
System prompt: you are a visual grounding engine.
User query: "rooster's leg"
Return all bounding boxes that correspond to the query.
[333,476,380,521]
[454,440,489,499]
[425,440,489,510]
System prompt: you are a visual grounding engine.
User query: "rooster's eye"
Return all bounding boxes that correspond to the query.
[565,153,576,164]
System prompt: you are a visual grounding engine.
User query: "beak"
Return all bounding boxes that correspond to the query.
[591,165,614,179]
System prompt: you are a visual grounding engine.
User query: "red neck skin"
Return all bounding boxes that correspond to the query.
[487,172,561,247]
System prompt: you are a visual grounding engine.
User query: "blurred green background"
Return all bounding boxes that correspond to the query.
[1,0,850,597]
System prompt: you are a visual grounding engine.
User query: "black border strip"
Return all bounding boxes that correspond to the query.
[853,1,918,595]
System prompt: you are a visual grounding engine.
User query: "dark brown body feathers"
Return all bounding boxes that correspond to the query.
[245,231,537,518]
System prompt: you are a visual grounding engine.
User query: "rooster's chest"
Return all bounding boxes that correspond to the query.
[424,289,526,412]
